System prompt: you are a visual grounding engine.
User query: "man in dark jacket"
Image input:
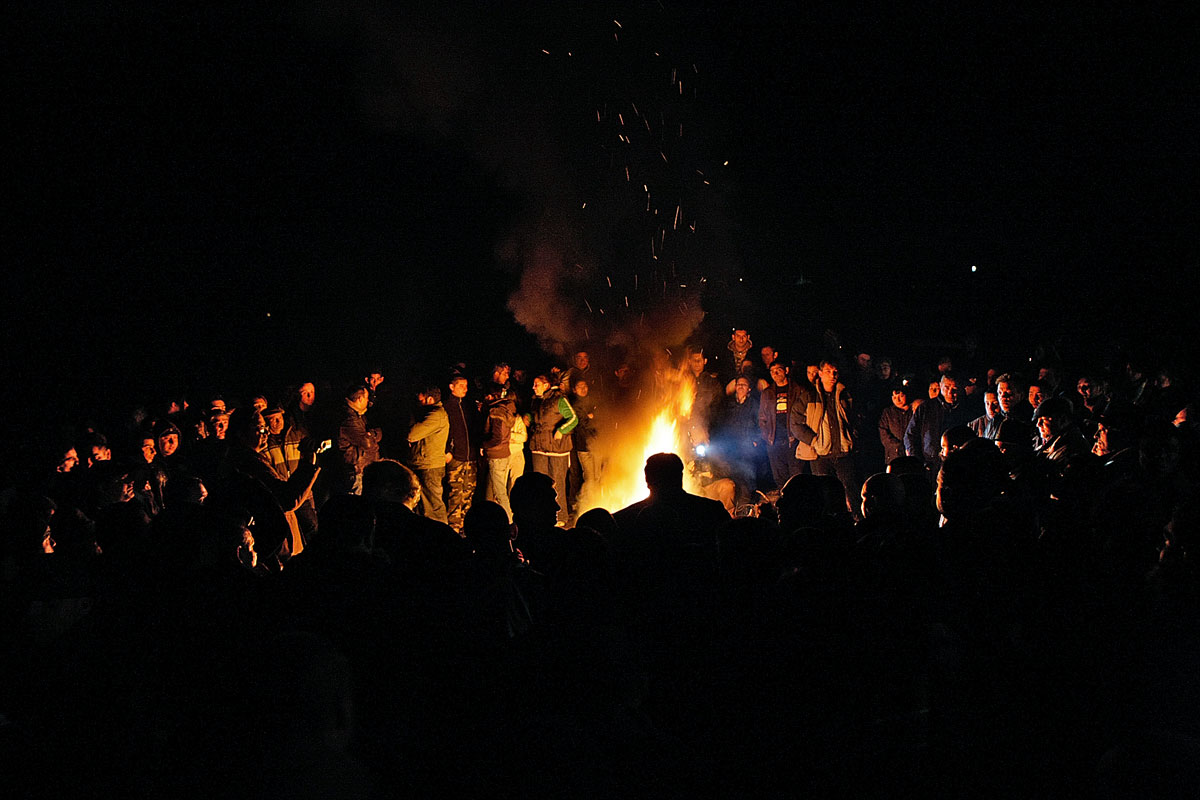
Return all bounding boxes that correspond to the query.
[569,378,599,510]
[904,372,974,472]
[758,361,806,491]
[716,376,762,503]
[878,382,913,467]
[334,384,381,496]
[481,389,517,521]
[444,375,480,533]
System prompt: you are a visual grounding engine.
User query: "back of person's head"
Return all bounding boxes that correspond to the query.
[996,419,1034,450]
[860,472,907,519]
[362,459,420,507]
[419,385,441,403]
[227,407,264,449]
[575,507,617,541]
[345,383,369,403]
[166,475,208,506]
[644,452,685,492]
[942,424,977,453]
[510,472,558,530]
[936,438,1009,521]
[778,473,841,531]
[463,501,513,555]
[1140,418,1187,479]
[1099,400,1145,452]
[887,455,929,477]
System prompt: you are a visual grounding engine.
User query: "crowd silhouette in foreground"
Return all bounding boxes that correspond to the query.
[2,331,1199,798]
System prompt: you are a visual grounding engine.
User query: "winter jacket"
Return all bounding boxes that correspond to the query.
[789,382,854,461]
[758,381,804,446]
[337,401,381,477]
[530,389,578,455]
[904,397,973,470]
[482,396,517,460]
[878,405,913,465]
[407,403,450,469]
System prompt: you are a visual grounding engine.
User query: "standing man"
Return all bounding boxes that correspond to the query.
[905,372,974,472]
[561,350,593,393]
[570,378,599,506]
[444,375,479,533]
[791,360,857,513]
[878,382,913,467]
[481,388,517,521]
[719,375,762,504]
[725,328,754,382]
[529,374,578,527]
[759,360,805,491]
[407,385,450,524]
[335,384,381,496]
[686,347,723,446]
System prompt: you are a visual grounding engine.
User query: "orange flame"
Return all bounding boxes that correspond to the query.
[578,368,702,514]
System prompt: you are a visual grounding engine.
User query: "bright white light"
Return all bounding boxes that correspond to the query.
[971,265,977,273]
[694,444,708,457]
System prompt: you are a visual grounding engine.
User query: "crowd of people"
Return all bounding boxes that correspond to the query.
[2,327,1199,797]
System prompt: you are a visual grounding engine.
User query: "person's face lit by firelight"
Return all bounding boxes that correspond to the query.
[140,438,157,464]
[769,364,788,387]
[574,380,589,398]
[688,352,707,376]
[996,381,1018,415]
[158,432,179,457]
[532,377,550,398]
[299,383,316,410]
[1029,385,1046,410]
[573,351,590,371]
[449,378,468,399]
[732,330,750,350]
[735,378,751,402]
[57,448,79,473]
[891,389,909,410]
[211,414,230,440]
[929,381,941,400]
[264,413,284,436]
[807,365,819,384]
[983,391,1001,419]
[90,444,112,466]
[940,377,960,407]
[761,346,777,367]
[818,363,839,392]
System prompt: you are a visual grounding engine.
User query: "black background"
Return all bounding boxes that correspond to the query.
[7,3,1197,421]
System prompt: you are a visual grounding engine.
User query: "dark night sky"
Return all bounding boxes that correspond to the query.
[7,2,1198,418]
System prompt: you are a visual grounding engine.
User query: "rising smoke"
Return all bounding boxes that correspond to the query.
[299,2,730,365]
